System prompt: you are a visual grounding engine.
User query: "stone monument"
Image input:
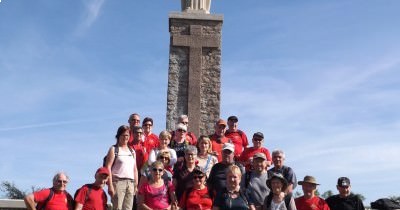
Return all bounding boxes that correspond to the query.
[166,1,223,137]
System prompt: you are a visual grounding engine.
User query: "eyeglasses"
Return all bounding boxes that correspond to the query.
[223,150,233,154]
[152,168,163,172]
[193,175,205,179]
[143,124,152,127]
[57,180,68,184]
[177,129,186,132]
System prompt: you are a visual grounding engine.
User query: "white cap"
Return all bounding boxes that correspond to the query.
[176,123,187,132]
[222,142,234,152]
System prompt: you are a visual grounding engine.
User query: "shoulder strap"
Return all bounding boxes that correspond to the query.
[266,193,273,208]
[38,188,54,210]
[204,155,212,171]
[85,184,93,203]
[284,194,292,208]
[239,189,249,207]
[128,147,135,158]
[114,145,119,156]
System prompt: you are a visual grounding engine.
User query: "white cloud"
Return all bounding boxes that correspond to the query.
[75,0,106,35]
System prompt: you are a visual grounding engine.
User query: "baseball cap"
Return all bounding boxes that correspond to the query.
[96,167,110,176]
[253,132,264,139]
[227,116,238,122]
[337,177,350,187]
[253,152,267,160]
[176,123,187,132]
[222,142,234,152]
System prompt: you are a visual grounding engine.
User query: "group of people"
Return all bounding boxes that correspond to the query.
[24,113,365,210]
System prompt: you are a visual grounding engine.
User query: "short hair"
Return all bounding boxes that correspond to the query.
[128,113,140,122]
[185,145,198,155]
[178,115,189,122]
[52,172,69,183]
[151,161,164,170]
[157,150,171,163]
[159,130,172,140]
[197,135,212,154]
[142,117,153,126]
[132,126,143,133]
[115,125,130,140]
[226,165,242,178]
[272,149,286,159]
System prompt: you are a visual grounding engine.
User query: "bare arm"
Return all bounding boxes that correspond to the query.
[105,146,115,197]
[134,159,139,191]
[74,203,83,210]
[24,194,36,210]
[169,186,178,209]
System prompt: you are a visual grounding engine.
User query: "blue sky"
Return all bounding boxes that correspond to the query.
[1,0,400,205]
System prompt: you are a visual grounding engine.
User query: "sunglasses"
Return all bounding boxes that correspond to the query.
[223,150,233,154]
[159,156,169,160]
[152,168,163,172]
[253,138,263,142]
[193,175,205,179]
[177,129,186,132]
[57,180,68,184]
[181,122,189,125]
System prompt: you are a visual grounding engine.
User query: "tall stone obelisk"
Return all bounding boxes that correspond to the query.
[166,3,223,137]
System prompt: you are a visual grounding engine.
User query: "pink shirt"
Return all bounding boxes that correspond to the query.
[138,181,175,210]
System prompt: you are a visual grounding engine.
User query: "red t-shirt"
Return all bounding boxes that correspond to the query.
[129,141,148,172]
[239,147,272,171]
[75,184,107,210]
[34,188,72,210]
[209,134,229,162]
[295,196,331,210]
[143,133,159,153]
[179,187,213,210]
[225,130,249,159]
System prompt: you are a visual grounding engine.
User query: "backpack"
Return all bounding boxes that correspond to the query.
[265,193,292,209]
[371,198,400,210]
[36,188,54,210]
[103,145,135,167]
[74,184,107,209]
[36,188,73,210]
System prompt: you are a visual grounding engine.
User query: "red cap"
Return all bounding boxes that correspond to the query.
[96,167,110,176]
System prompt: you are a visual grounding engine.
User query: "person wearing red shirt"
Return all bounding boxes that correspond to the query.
[128,113,141,144]
[295,175,331,210]
[179,168,212,210]
[209,119,229,162]
[128,126,148,172]
[239,132,272,172]
[142,117,159,152]
[74,167,109,210]
[24,172,73,210]
[225,116,249,159]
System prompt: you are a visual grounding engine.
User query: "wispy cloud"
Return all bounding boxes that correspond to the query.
[75,0,106,35]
